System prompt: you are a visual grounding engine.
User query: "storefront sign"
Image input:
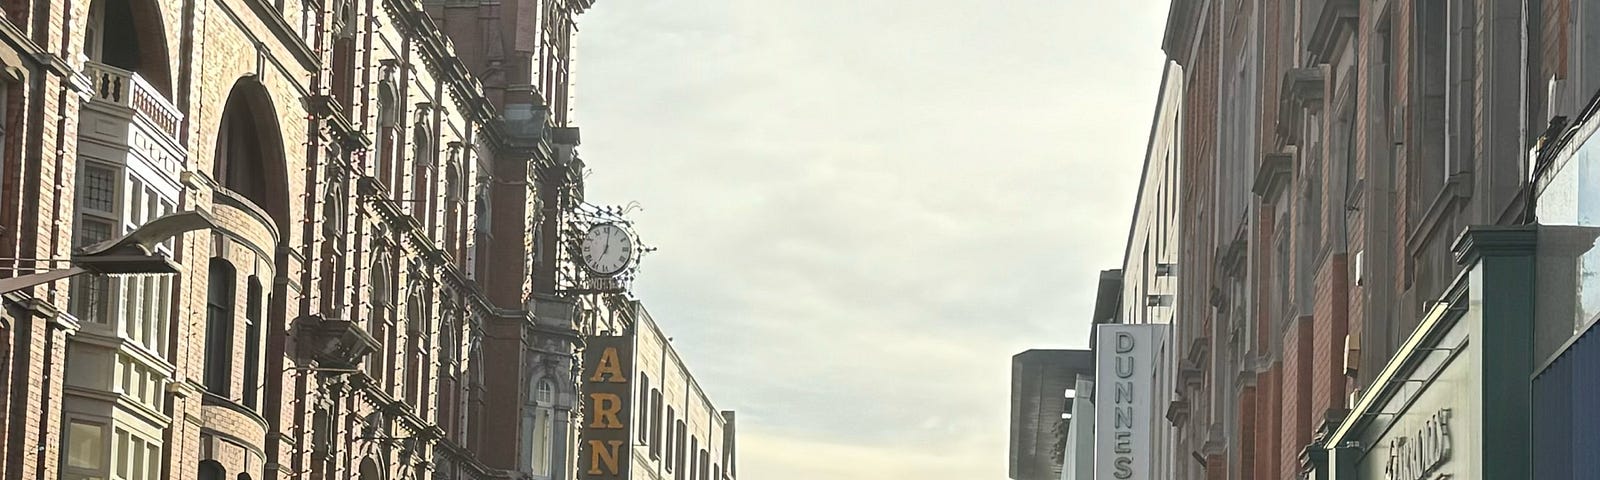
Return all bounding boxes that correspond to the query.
[1385,409,1452,480]
[581,336,633,479]
[1095,324,1163,480]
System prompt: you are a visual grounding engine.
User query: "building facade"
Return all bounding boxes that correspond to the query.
[0,1,741,480]
[1007,349,1094,480]
[1083,0,1600,478]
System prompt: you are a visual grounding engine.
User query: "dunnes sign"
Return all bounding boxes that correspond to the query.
[1385,409,1453,480]
[581,336,633,480]
[1094,324,1163,480]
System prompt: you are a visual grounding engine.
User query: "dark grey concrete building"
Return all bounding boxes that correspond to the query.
[1008,349,1094,480]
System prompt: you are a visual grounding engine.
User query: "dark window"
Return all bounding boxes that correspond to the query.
[665,407,676,472]
[638,374,651,446]
[243,277,263,409]
[198,460,225,480]
[674,421,686,480]
[204,259,236,396]
[650,389,663,459]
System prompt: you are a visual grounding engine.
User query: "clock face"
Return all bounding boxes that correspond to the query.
[580,223,634,276]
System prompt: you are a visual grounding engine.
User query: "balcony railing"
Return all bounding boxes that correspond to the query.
[84,61,183,140]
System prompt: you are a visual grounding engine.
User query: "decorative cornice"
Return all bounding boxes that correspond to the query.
[1165,397,1191,426]
[1252,152,1295,200]
[307,95,372,150]
[1307,0,1358,62]
[1451,225,1538,266]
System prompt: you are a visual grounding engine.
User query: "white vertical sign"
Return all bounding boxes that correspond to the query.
[1094,324,1162,480]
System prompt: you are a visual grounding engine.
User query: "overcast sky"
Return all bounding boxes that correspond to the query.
[573,1,1169,478]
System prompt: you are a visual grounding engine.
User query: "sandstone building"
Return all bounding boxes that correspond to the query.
[0,1,734,480]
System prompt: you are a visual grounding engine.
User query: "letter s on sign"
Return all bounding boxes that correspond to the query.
[1114,457,1133,479]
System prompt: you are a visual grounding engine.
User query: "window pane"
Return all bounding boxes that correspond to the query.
[129,437,143,480]
[82,165,116,213]
[66,421,105,469]
[144,443,159,480]
[79,218,114,247]
[115,429,130,479]
[125,178,143,228]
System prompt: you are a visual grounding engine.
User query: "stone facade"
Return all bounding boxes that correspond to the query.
[0,1,737,480]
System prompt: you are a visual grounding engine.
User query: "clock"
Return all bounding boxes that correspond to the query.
[580,223,634,276]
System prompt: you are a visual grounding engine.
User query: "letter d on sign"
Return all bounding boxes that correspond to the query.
[1116,332,1136,353]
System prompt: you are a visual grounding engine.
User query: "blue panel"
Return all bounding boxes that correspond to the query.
[1535,322,1600,479]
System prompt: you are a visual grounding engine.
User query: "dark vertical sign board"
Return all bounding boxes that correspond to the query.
[582,336,633,479]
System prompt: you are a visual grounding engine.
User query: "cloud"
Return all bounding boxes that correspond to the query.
[573,0,1170,478]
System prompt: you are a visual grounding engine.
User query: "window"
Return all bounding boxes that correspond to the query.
[674,420,686,480]
[443,150,463,256]
[62,419,107,480]
[329,0,355,108]
[73,162,120,329]
[525,379,555,475]
[112,428,161,480]
[688,437,698,480]
[536,379,555,404]
[638,374,651,446]
[243,277,263,409]
[665,407,676,472]
[650,389,663,459]
[198,461,224,480]
[204,259,235,396]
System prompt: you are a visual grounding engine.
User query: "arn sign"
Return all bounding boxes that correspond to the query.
[1094,324,1162,480]
[582,336,633,480]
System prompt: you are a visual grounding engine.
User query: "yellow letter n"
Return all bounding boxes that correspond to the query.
[587,439,625,475]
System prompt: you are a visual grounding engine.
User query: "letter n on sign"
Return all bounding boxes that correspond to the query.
[581,335,634,479]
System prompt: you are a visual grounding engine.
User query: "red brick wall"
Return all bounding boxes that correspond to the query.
[1312,254,1350,416]
[1281,316,1313,480]
[1256,363,1282,480]
[1239,385,1257,480]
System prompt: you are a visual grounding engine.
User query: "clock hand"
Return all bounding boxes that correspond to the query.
[602,229,612,256]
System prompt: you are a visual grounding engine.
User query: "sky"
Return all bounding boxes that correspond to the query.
[572,1,1171,479]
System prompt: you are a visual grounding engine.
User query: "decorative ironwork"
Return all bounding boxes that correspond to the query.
[554,202,655,296]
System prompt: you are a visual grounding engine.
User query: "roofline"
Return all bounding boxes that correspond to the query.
[1119,61,1182,275]
[630,301,733,421]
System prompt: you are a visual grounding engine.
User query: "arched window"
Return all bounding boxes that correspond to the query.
[443,146,463,257]
[215,90,269,205]
[84,0,173,96]
[359,457,382,480]
[411,115,436,228]
[370,247,392,308]
[204,259,236,396]
[367,247,392,381]
[375,65,401,187]
[536,380,555,405]
[322,152,346,241]
[405,281,427,406]
[524,378,555,474]
[329,0,356,107]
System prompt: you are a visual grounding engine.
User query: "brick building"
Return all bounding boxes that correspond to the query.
[1108,0,1600,478]
[0,1,739,480]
